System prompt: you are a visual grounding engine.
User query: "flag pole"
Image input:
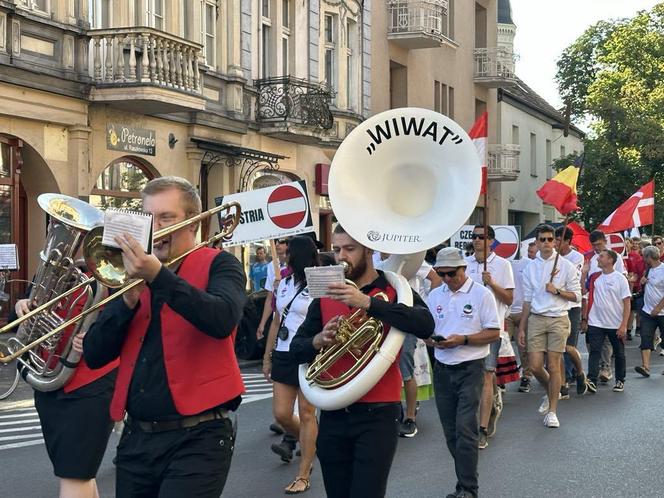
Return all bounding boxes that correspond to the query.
[483,185,488,273]
[652,179,656,238]
[550,214,570,282]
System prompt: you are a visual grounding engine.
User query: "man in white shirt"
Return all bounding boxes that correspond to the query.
[582,249,630,392]
[517,225,581,428]
[465,225,514,447]
[508,242,536,393]
[634,245,664,377]
[555,227,589,397]
[427,247,500,498]
[583,230,627,383]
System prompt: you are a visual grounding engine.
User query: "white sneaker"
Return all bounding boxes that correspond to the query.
[538,395,549,415]
[543,412,560,428]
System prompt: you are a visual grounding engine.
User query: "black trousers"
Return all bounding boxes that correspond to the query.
[115,416,235,498]
[587,326,626,383]
[433,359,485,498]
[317,402,400,498]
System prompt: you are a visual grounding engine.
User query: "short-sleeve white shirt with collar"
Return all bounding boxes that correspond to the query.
[427,277,501,365]
[264,261,287,292]
[274,276,314,351]
[522,250,581,317]
[509,258,531,314]
[588,251,626,276]
[588,270,632,329]
[465,251,515,323]
[643,263,664,316]
[562,249,584,308]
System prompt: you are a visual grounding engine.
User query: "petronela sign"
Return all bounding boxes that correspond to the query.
[106,124,156,156]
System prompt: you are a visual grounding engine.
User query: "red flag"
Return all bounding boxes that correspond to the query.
[469,112,488,195]
[597,180,654,232]
[536,165,580,215]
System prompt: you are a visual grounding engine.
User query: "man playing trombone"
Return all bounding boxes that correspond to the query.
[84,176,247,497]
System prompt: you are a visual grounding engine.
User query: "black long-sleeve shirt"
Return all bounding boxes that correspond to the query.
[83,250,247,421]
[290,271,434,365]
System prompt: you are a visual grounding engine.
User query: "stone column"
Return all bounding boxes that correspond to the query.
[68,125,93,198]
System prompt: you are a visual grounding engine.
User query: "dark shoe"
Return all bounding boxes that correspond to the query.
[399,418,418,438]
[576,371,588,395]
[270,423,285,435]
[271,439,296,463]
[478,428,488,450]
[518,376,531,393]
[560,384,570,400]
[635,327,641,336]
[635,365,650,378]
[586,380,597,393]
[613,381,624,392]
[626,330,633,341]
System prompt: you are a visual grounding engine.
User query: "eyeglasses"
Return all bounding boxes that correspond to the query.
[276,239,289,244]
[471,234,487,240]
[436,268,459,278]
[656,241,663,245]
[538,237,554,242]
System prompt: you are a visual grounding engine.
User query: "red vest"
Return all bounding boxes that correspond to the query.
[319,284,402,403]
[50,281,118,394]
[109,247,244,421]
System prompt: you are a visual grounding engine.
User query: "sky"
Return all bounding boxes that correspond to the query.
[511,0,662,110]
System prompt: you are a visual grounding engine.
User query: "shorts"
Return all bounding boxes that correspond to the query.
[34,388,114,479]
[632,295,644,313]
[639,311,664,351]
[566,307,581,347]
[505,313,522,339]
[526,314,570,353]
[271,350,300,387]
[399,334,418,381]
[484,339,500,372]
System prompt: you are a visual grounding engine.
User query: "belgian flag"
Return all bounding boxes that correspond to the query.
[536,165,580,215]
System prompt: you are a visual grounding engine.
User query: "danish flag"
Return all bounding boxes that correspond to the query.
[597,180,655,233]
[469,112,488,195]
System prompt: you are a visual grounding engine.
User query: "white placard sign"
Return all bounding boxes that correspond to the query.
[215,180,314,247]
[450,225,521,261]
[0,244,19,270]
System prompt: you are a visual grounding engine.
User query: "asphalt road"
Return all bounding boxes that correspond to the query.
[3,342,664,498]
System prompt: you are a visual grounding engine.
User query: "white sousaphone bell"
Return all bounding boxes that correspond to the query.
[299,107,482,410]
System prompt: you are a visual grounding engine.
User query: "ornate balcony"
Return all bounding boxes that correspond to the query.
[387,0,449,49]
[88,27,206,114]
[473,47,517,88]
[254,77,334,144]
[488,144,520,181]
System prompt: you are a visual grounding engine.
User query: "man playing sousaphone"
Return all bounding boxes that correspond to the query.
[83,176,247,497]
[290,224,434,498]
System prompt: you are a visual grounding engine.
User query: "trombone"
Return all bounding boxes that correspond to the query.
[0,200,241,364]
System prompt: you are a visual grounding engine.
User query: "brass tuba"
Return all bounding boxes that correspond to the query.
[299,108,482,410]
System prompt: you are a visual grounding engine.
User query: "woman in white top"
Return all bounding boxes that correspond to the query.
[263,236,319,494]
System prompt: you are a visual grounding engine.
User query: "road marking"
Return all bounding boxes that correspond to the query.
[0,418,40,426]
[0,439,44,451]
[0,425,41,434]
[0,411,39,420]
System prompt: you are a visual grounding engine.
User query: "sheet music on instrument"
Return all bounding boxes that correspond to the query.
[305,265,346,299]
[0,244,19,270]
[102,208,153,253]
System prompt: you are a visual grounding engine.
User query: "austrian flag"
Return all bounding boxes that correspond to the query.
[597,180,654,233]
[469,112,488,195]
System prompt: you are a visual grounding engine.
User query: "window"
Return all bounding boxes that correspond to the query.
[89,159,155,211]
[346,19,358,111]
[201,0,216,66]
[281,0,290,76]
[260,0,272,77]
[282,0,289,27]
[530,133,537,176]
[442,0,455,39]
[389,61,407,108]
[18,0,49,14]
[448,86,454,119]
[511,125,519,144]
[433,81,451,117]
[560,145,566,158]
[324,14,337,93]
[546,139,552,179]
[147,0,165,30]
[89,0,110,28]
[182,0,189,38]
[434,81,441,113]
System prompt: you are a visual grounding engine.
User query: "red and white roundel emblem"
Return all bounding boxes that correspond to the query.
[492,226,520,260]
[607,233,625,255]
[267,185,308,229]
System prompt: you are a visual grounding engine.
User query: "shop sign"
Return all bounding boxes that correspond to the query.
[106,124,156,156]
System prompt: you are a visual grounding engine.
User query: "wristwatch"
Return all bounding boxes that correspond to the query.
[555,288,561,296]
[464,335,469,346]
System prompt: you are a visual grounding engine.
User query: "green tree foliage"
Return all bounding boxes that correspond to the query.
[555,4,664,235]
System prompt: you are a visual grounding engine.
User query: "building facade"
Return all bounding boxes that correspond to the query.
[0,0,368,313]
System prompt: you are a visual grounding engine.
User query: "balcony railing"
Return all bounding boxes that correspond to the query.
[255,77,334,131]
[387,0,449,49]
[89,27,203,96]
[488,144,520,181]
[473,47,517,87]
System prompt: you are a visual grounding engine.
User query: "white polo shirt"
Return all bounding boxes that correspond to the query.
[274,276,314,351]
[264,261,287,292]
[643,263,664,316]
[588,251,626,276]
[588,270,631,328]
[427,277,501,365]
[522,250,581,317]
[509,258,531,314]
[562,249,584,309]
[466,252,515,323]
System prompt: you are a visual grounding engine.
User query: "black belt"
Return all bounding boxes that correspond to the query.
[326,402,399,414]
[126,408,231,433]
[436,358,484,370]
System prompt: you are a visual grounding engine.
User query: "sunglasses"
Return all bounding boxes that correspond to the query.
[276,239,289,244]
[538,237,554,242]
[471,234,487,240]
[436,268,459,278]
[656,241,663,245]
